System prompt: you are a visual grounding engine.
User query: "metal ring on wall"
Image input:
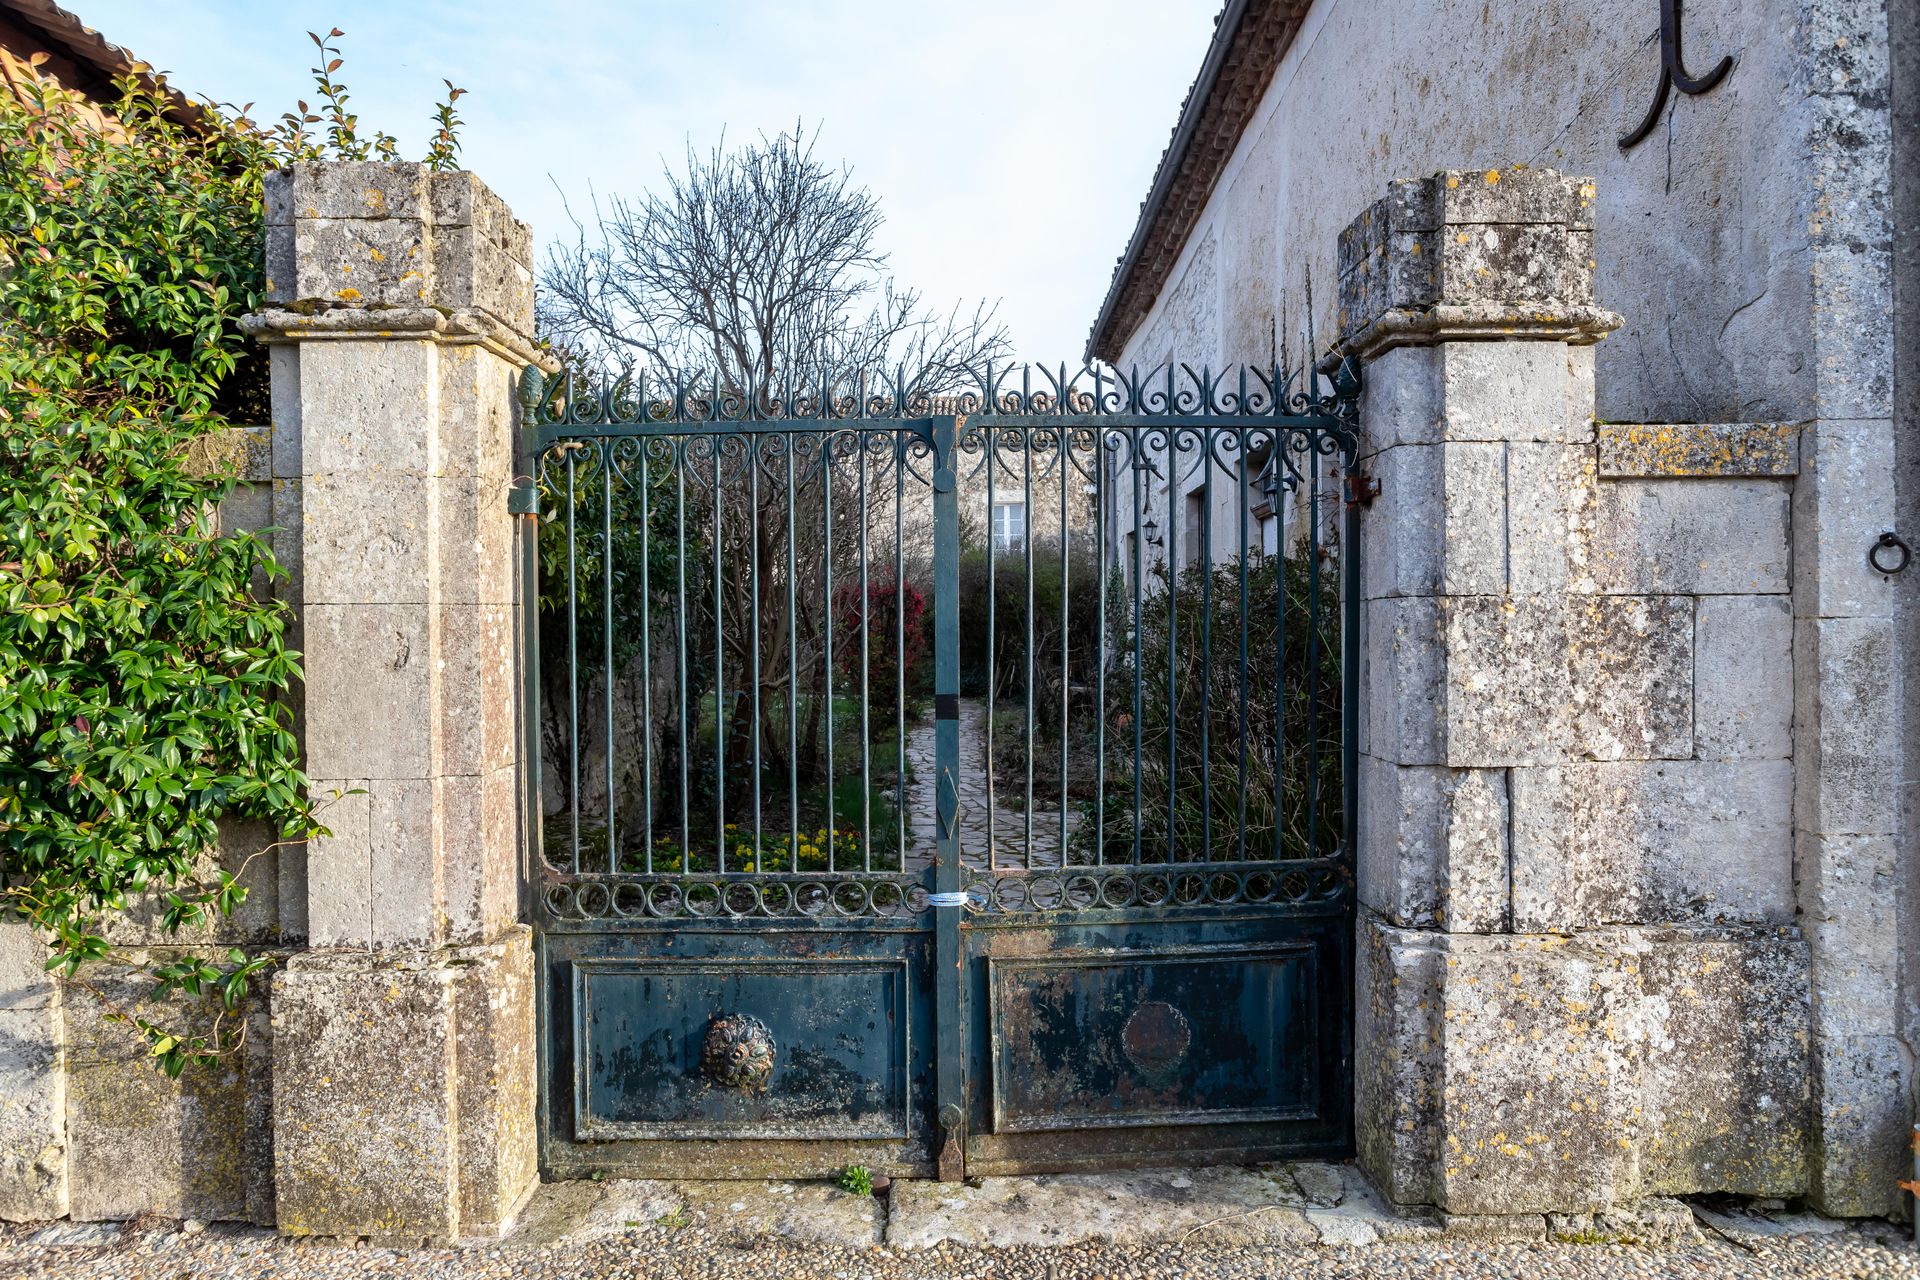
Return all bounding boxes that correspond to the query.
[1868,531,1911,576]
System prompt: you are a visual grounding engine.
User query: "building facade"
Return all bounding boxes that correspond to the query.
[1089,0,1915,1220]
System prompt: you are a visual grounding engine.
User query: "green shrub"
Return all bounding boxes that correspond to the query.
[0,40,466,1074]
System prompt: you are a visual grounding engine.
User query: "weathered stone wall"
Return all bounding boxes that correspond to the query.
[1113,0,1907,1223]
[1324,167,1825,1218]
[0,162,544,1239]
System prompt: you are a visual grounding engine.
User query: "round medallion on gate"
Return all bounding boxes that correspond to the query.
[1121,1000,1192,1081]
[702,1013,776,1090]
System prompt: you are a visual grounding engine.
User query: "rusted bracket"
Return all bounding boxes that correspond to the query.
[1343,470,1380,509]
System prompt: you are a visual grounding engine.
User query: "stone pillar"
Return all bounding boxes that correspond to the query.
[1790,0,1911,1215]
[1338,169,1815,1221]
[243,162,539,1240]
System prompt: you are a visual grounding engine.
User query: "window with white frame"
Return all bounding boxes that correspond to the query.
[991,501,1026,553]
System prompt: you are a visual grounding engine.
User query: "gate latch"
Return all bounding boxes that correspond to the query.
[1344,469,1380,509]
[507,479,540,518]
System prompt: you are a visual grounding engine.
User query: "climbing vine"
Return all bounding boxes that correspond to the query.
[0,36,465,1075]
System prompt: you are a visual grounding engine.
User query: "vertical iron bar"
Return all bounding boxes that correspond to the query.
[1164,429,1177,865]
[1130,439,1144,866]
[1236,428,1251,864]
[1058,425,1069,866]
[860,431,871,872]
[1306,430,1323,857]
[1023,427,1034,868]
[714,438,725,872]
[823,433,836,873]
[1094,431,1107,867]
[639,442,653,872]
[515,373,545,906]
[931,413,965,1180]
[565,449,580,874]
[1343,434,1361,869]
[787,437,799,873]
[750,435,763,866]
[985,428,997,869]
[1199,428,1213,863]
[895,433,907,873]
[1274,430,1290,861]
[601,444,616,873]
[676,440,690,871]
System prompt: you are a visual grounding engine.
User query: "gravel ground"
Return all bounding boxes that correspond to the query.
[1,1219,1915,1280]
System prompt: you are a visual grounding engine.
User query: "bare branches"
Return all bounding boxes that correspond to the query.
[538,123,1010,387]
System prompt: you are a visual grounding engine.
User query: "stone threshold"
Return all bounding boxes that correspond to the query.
[13,1165,1899,1254]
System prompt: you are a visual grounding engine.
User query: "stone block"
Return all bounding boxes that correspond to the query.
[280,161,432,223]
[304,780,371,947]
[1584,478,1790,595]
[429,170,534,267]
[1506,443,1596,594]
[64,970,272,1223]
[1694,596,1793,760]
[1792,615,1902,836]
[296,340,439,477]
[1435,932,1641,1214]
[1637,931,1812,1197]
[101,818,285,947]
[440,767,521,945]
[1443,595,1691,767]
[1596,423,1801,478]
[1440,342,1590,444]
[1355,344,1441,451]
[1808,1033,1911,1217]
[298,471,436,607]
[289,215,431,308]
[1810,245,1894,422]
[0,924,54,1012]
[1803,915,1899,1036]
[1360,442,1505,598]
[1794,829,1898,926]
[1562,595,1694,761]
[452,931,537,1236]
[436,604,517,778]
[372,779,445,948]
[272,954,460,1238]
[430,226,537,333]
[1361,597,1445,765]
[1510,761,1793,930]
[269,344,302,479]
[269,477,304,606]
[1793,419,1901,619]
[435,475,518,605]
[0,1004,65,1221]
[301,604,435,781]
[1357,756,1507,930]
[1336,170,1610,357]
[1354,918,1443,1208]
[436,346,522,480]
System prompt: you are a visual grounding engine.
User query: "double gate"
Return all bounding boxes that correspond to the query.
[520,361,1361,1178]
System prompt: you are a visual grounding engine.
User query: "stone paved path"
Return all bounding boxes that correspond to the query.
[3,1164,1912,1279]
[903,696,1081,873]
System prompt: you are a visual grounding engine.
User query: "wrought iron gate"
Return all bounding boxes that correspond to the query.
[521,361,1361,1179]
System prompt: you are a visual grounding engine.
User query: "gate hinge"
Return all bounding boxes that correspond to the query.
[507,480,540,517]
[1344,469,1380,509]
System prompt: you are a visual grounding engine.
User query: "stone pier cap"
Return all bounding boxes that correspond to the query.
[1336,167,1623,361]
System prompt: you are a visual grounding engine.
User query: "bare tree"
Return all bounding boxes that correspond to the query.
[537,126,1005,854]
[539,123,1009,389]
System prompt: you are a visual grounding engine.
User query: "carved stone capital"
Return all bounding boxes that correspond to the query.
[1335,168,1623,363]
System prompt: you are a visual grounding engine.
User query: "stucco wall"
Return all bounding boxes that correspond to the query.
[1105,0,1907,1218]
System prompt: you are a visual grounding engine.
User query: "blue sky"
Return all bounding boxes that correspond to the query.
[82,1,1221,361]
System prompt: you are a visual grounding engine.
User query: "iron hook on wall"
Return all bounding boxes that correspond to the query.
[1619,0,1736,149]
[1868,531,1911,577]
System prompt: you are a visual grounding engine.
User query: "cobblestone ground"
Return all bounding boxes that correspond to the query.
[904,696,1081,873]
[1,1219,1913,1280]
